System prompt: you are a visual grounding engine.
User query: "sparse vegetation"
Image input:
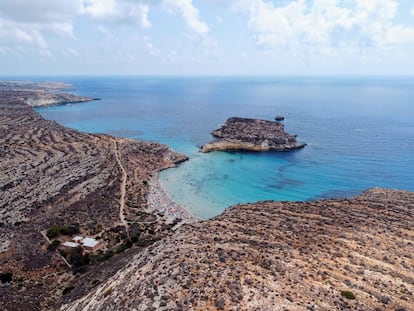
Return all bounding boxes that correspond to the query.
[46,226,62,239]
[341,290,356,300]
[46,225,80,238]
[62,285,75,295]
[47,239,61,251]
[68,246,90,271]
[0,273,12,284]
[91,250,114,263]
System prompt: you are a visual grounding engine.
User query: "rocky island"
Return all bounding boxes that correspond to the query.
[201,117,305,152]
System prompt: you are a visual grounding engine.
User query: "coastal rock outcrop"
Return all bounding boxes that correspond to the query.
[61,188,414,311]
[201,117,305,152]
[0,81,98,107]
[275,115,285,121]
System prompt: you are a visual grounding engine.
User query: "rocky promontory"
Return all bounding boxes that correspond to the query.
[201,117,305,152]
[0,82,188,310]
[0,81,98,107]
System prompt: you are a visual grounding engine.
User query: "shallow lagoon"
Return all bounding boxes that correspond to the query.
[35,76,414,218]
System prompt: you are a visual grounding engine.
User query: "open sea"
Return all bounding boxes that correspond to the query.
[31,76,414,219]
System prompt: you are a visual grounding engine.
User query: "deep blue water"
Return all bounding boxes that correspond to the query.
[31,76,414,219]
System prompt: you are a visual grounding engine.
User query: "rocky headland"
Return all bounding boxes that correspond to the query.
[201,117,305,153]
[0,82,189,310]
[0,81,98,107]
[61,188,414,311]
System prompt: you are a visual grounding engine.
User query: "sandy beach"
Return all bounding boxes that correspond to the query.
[147,175,200,225]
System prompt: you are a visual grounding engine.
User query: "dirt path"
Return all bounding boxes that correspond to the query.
[113,140,129,234]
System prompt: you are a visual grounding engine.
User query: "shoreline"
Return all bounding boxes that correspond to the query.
[147,174,201,225]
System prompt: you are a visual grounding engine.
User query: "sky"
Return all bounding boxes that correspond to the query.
[1,0,414,76]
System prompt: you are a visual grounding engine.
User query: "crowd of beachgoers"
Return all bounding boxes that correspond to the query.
[147,176,199,224]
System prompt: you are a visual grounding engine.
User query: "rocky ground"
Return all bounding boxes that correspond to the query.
[0,83,188,310]
[201,117,305,152]
[62,188,414,311]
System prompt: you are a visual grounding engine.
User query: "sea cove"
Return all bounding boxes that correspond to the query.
[34,76,414,219]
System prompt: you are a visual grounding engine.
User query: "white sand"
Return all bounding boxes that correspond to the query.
[147,176,200,225]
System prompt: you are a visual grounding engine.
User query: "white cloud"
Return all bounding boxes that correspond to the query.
[235,0,414,56]
[82,0,152,28]
[82,0,117,18]
[39,48,54,59]
[410,9,414,17]
[0,0,79,58]
[0,0,82,23]
[82,0,208,34]
[0,0,209,62]
[139,4,151,29]
[68,48,79,57]
[168,50,178,63]
[163,0,209,35]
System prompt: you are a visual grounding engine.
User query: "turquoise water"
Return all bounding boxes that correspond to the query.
[33,76,414,219]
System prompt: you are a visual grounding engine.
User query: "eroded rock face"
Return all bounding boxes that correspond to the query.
[201,117,305,152]
[62,188,414,311]
[0,83,188,310]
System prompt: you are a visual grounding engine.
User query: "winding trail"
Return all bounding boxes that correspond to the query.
[113,140,129,234]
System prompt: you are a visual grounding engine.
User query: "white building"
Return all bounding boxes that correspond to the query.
[62,241,79,248]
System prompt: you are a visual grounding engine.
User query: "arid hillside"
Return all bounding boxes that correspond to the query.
[0,84,187,310]
[62,188,414,311]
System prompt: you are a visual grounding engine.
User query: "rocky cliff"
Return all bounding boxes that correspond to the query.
[201,117,305,152]
[61,188,414,311]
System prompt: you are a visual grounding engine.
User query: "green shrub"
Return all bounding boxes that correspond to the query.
[47,239,61,251]
[60,225,80,236]
[68,246,90,268]
[62,285,74,295]
[46,226,62,239]
[115,244,128,254]
[46,225,80,239]
[341,290,356,300]
[91,249,114,263]
[136,239,157,247]
[0,273,12,284]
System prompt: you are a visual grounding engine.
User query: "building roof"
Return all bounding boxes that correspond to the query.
[73,236,83,241]
[82,237,99,248]
[62,241,79,248]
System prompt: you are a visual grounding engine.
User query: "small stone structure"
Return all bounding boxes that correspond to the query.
[61,236,101,252]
